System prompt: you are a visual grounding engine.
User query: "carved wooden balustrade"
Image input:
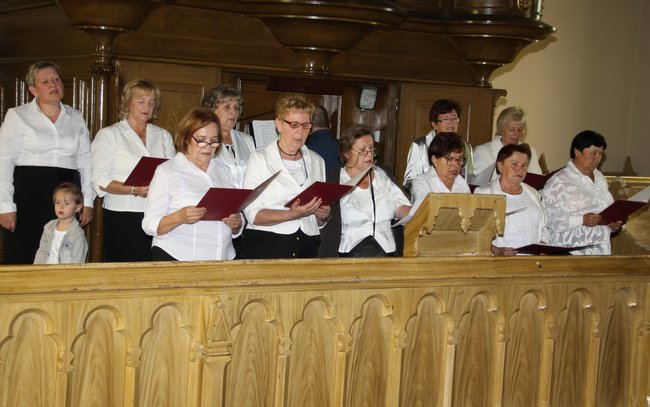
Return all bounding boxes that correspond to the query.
[1,256,649,406]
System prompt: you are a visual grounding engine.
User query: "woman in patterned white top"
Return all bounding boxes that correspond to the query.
[541,130,621,255]
[475,143,549,255]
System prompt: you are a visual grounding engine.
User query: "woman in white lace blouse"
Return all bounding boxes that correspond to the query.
[541,130,621,255]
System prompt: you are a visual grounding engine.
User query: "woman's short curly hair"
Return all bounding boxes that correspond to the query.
[427,132,464,165]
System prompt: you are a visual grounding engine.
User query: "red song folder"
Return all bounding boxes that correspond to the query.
[599,200,648,225]
[285,182,353,208]
[197,171,280,221]
[122,157,168,186]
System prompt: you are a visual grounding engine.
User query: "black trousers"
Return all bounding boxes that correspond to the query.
[103,209,152,262]
[3,166,80,264]
[242,228,320,259]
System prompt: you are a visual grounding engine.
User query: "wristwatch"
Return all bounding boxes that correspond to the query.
[131,186,137,196]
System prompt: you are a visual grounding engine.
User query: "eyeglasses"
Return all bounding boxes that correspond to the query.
[442,155,465,166]
[282,119,313,129]
[192,135,221,148]
[352,147,375,157]
[437,116,460,124]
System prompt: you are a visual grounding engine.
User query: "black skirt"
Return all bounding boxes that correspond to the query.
[242,228,320,259]
[103,208,152,262]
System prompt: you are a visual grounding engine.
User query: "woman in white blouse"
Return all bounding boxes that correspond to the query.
[474,144,549,255]
[410,132,471,212]
[142,108,242,261]
[541,130,621,255]
[92,79,176,261]
[319,126,411,257]
[242,93,331,259]
[202,83,255,258]
[0,61,94,264]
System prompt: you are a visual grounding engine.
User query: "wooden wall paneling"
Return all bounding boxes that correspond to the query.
[115,60,222,135]
[550,290,599,406]
[395,82,506,185]
[595,288,636,406]
[1,258,649,406]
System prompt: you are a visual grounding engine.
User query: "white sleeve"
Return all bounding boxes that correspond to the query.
[541,177,584,233]
[242,151,270,224]
[162,129,177,158]
[402,141,421,191]
[91,127,117,198]
[76,116,95,207]
[142,166,171,237]
[0,109,22,213]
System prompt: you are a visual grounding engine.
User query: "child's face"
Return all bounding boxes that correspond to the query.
[53,192,82,221]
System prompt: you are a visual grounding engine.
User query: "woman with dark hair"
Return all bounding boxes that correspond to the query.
[474,143,549,255]
[319,126,410,257]
[0,61,94,264]
[541,130,621,255]
[92,78,175,262]
[410,132,471,212]
[142,108,242,261]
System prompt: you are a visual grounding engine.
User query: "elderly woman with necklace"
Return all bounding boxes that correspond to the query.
[242,93,330,259]
[474,143,549,255]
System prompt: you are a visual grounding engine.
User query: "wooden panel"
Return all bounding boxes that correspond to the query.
[115,60,222,134]
[0,256,649,406]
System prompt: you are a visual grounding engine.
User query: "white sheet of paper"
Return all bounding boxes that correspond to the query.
[628,185,650,203]
[468,162,496,187]
[251,120,278,148]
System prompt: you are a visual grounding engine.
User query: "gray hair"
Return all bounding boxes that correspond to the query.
[496,106,527,135]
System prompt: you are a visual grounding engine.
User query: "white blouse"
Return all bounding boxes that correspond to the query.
[243,142,326,236]
[541,160,614,255]
[91,119,176,212]
[410,166,471,212]
[338,168,410,253]
[475,179,549,250]
[0,99,94,211]
[142,152,240,261]
[215,129,255,188]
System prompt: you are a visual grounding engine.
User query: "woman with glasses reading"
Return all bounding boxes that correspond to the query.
[241,93,330,259]
[410,132,471,212]
[142,108,242,261]
[319,126,411,257]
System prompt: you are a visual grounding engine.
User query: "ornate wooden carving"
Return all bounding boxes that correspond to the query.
[1,257,649,405]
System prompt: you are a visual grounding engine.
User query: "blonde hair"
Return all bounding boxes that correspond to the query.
[119,79,161,120]
[275,93,315,120]
[26,61,61,87]
[496,106,527,136]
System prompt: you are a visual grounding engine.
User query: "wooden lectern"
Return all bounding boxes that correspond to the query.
[403,193,506,256]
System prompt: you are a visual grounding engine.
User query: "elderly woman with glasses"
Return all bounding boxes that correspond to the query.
[410,132,471,212]
[319,126,411,257]
[242,93,330,259]
[202,83,255,258]
[142,108,242,261]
